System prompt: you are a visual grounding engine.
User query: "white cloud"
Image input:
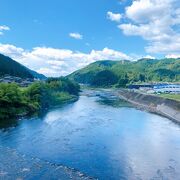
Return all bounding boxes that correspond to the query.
[118,0,180,54]
[89,47,130,60]
[143,55,155,59]
[69,32,83,40]
[0,25,10,31]
[47,60,67,66]
[125,0,168,23]
[0,43,131,77]
[107,11,122,22]
[0,25,10,35]
[37,68,60,77]
[0,44,24,57]
[165,54,180,58]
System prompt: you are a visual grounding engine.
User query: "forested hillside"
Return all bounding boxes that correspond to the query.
[68,58,180,87]
[0,54,46,79]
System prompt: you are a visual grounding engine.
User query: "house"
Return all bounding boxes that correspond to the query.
[0,75,35,87]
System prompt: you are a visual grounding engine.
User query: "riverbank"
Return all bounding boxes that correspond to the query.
[157,94,180,101]
[0,78,80,120]
[117,89,180,124]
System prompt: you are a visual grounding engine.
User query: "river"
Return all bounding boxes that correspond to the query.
[0,90,180,179]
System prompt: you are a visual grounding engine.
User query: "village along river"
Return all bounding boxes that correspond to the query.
[0,90,180,179]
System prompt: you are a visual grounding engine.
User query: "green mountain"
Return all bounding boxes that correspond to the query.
[0,54,46,79]
[28,69,46,80]
[68,58,180,87]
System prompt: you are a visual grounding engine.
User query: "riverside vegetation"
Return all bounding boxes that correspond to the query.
[0,78,80,120]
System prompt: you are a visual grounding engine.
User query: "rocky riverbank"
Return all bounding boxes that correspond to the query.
[117,89,180,124]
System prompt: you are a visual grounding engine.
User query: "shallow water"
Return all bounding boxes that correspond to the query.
[0,91,180,179]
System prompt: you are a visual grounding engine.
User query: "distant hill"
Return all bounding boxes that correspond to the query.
[0,54,46,79]
[68,58,180,87]
[27,69,46,80]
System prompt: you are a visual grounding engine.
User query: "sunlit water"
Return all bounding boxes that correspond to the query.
[0,91,180,179]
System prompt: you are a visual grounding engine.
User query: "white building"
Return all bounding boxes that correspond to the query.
[154,84,180,94]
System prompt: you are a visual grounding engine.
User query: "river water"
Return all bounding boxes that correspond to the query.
[0,90,180,179]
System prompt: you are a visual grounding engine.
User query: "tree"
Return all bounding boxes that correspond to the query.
[117,78,129,88]
[91,70,118,87]
[139,74,146,82]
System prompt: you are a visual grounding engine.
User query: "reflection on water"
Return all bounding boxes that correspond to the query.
[98,97,132,108]
[0,91,180,179]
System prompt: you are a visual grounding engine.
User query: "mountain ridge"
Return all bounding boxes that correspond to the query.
[68,58,180,87]
[0,54,46,79]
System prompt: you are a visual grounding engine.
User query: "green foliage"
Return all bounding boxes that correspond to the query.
[68,58,180,87]
[91,70,118,87]
[0,78,80,120]
[46,77,80,95]
[51,92,76,105]
[0,83,28,119]
[116,78,129,88]
[158,94,180,102]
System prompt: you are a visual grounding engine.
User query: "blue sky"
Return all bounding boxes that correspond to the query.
[0,0,179,76]
[0,0,145,53]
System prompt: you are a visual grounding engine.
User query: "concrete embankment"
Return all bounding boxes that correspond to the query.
[117,89,180,124]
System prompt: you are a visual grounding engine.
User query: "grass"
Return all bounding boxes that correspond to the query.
[158,94,180,101]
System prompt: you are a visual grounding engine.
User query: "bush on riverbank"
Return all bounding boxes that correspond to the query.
[0,78,80,119]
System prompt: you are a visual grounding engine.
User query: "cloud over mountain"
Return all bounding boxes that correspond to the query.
[0,43,131,77]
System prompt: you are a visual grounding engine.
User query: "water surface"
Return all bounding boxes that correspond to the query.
[0,90,180,179]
